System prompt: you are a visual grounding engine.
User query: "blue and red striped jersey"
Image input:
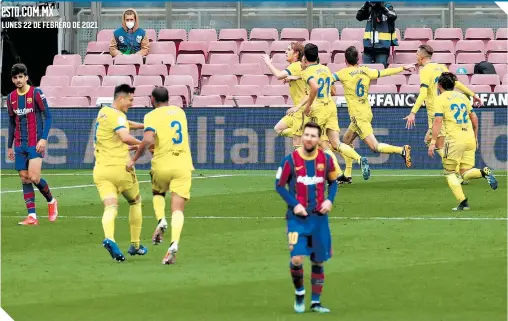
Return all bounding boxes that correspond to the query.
[7,86,52,148]
[275,149,339,213]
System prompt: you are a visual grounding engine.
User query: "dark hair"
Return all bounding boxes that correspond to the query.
[345,46,359,65]
[303,122,322,137]
[114,84,135,99]
[418,44,434,57]
[124,10,136,17]
[438,72,457,91]
[304,43,319,63]
[291,41,305,62]
[151,86,169,104]
[11,63,28,77]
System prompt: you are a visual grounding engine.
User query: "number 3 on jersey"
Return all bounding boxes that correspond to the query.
[317,77,331,98]
[171,120,183,144]
[450,103,468,124]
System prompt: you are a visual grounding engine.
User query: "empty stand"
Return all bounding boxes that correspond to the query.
[262,85,290,98]
[84,54,113,67]
[53,54,81,70]
[169,64,200,88]
[281,28,309,41]
[369,85,398,93]
[133,75,163,87]
[164,75,195,98]
[158,29,187,50]
[188,29,218,44]
[146,29,157,42]
[455,40,485,54]
[177,54,206,67]
[240,75,270,87]
[399,85,420,93]
[377,75,406,87]
[494,64,508,77]
[71,75,100,89]
[255,96,285,107]
[208,41,238,56]
[470,74,500,87]
[133,85,155,97]
[395,41,422,53]
[432,53,455,65]
[102,75,132,86]
[310,28,340,44]
[149,42,177,57]
[145,54,175,67]
[209,53,239,65]
[487,40,508,54]
[434,28,463,44]
[494,84,508,93]
[58,97,89,107]
[107,65,136,77]
[231,63,262,76]
[201,85,230,97]
[467,85,492,93]
[86,41,110,54]
[340,28,365,41]
[39,86,62,99]
[487,53,508,64]
[132,96,150,107]
[114,54,143,66]
[41,76,70,88]
[179,41,208,57]
[94,86,115,98]
[496,28,508,40]
[426,40,454,53]
[166,85,190,106]
[96,29,114,42]
[404,28,433,43]
[192,95,223,107]
[456,52,486,64]
[250,28,279,42]
[449,64,475,75]
[77,65,106,79]
[168,96,184,107]
[219,29,248,43]
[465,28,494,42]
[46,65,75,80]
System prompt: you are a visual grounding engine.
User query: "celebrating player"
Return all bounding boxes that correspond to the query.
[93,84,147,262]
[262,42,308,148]
[301,43,371,181]
[127,87,194,265]
[331,46,413,178]
[275,122,339,314]
[7,63,58,226]
[428,73,498,210]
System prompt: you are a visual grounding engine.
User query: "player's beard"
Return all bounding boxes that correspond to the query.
[304,144,317,154]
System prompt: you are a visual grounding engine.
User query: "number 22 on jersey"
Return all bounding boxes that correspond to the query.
[450,103,468,124]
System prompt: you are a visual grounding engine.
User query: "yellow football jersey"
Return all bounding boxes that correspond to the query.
[284,61,306,106]
[302,64,334,106]
[144,106,194,171]
[412,63,448,115]
[93,106,130,166]
[434,91,475,142]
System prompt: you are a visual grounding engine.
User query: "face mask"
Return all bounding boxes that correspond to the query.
[126,21,135,29]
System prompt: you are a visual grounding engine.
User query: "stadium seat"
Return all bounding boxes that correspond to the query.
[53,54,82,70]
[114,54,143,66]
[404,28,433,42]
[150,42,177,57]
[407,74,420,85]
[426,40,454,53]
[158,28,186,51]
[250,28,279,42]
[102,75,132,86]
[145,54,175,67]
[467,85,492,93]
[209,53,239,65]
[240,53,264,66]
[281,28,309,41]
[328,63,346,72]
[231,63,262,76]
[230,85,260,97]
[201,85,230,97]
[494,84,508,93]
[270,76,284,85]
[63,86,94,101]
[487,40,508,55]
[164,75,195,98]
[107,65,136,77]
[334,51,362,64]
[455,40,485,54]
[219,29,248,44]
[456,74,470,85]
[487,53,508,64]
[449,64,475,75]
[340,28,365,41]
[46,65,75,79]
[192,95,223,107]
[262,85,290,98]
[84,54,113,67]
[393,53,415,64]
[178,41,208,57]
[57,97,89,107]
[305,40,331,54]
[165,85,190,106]
[96,29,114,42]
[86,41,110,54]
[77,65,106,79]
[138,64,168,78]
[169,64,200,88]
[333,84,344,96]
[432,53,456,65]
[40,75,70,87]
[188,29,218,44]
[39,86,62,100]
[168,96,184,107]
[395,40,422,53]
[46,96,59,106]
[434,28,463,44]
[364,64,385,70]
[132,96,150,107]
[208,41,238,56]
[133,75,163,87]
[369,85,398,93]
[496,28,508,40]
[465,28,494,43]
[399,85,420,93]
[377,75,406,86]
[71,75,101,89]
[239,41,270,58]
[240,75,270,87]
[456,52,484,64]
[224,95,255,106]
[176,54,206,69]
[386,64,412,75]
[207,75,238,87]
[494,64,508,77]
[201,64,231,83]
[93,86,115,98]
[470,74,500,86]
[255,95,285,107]
[318,54,332,65]
[310,28,340,44]
[146,29,157,42]
[271,53,288,64]
[270,41,292,56]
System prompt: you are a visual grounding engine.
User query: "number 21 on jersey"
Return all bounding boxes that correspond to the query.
[317,77,331,98]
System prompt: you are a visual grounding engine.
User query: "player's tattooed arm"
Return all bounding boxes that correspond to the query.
[128,120,144,130]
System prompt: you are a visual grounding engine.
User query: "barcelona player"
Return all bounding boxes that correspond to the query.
[7,63,58,226]
[428,73,498,210]
[127,87,194,265]
[276,122,339,314]
[93,84,147,262]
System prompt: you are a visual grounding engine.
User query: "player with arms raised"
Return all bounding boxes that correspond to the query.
[331,46,413,180]
[276,122,339,314]
[127,87,194,265]
[7,63,58,226]
[94,84,147,262]
[428,73,498,210]
[302,43,370,181]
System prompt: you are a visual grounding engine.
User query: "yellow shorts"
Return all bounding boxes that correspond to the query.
[151,168,192,200]
[349,115,374,140]
[443,139,476,171]
[309,102,340,141]
[281,112,309,136]
[93,165,139,202]
[427,117,446,139]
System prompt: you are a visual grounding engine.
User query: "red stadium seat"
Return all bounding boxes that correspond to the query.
[53,54,82,70]
[201,85,230,97]
[132,96,150,107]
[487,53,508,64]
[231,63,262,76]
[133,76,163,87]
[395,40,422,53]
[218,29,248,47]
[369,85,398,93]
[208,75,238,87]
[39,86,62,100]
[426,40,454,54]
[466,85,492,93]
[209,53,239,65]
[178,41,208,57]
[169,64,199,88]
[224,95,255,106]
[201,64,231,81]
[165,85,190,106]
[71,75,100,89]
[399,85,420,93]
[455,40,485,54]
[86,41,110,54]
[328,63,346,72]
[240,75,270,87]
[496,28,508,40]
[456,52,485,64]
[470,74,500,86]
[158,29,186,51]
[145,54,175,67]
[465,28,494,42]
[434,28,463,44]
[188,29,217,45]
[456,74,470,85]
[107,65,136,77]
[176,54,206,68]
[494,64,508,77]
[63,86,94,100]
[164,75,195,98]
[239,41,270,57]
[192,95,223,107]
[255,95,285,106]
[305,40,331,54]
[209,41,238,56]
[270,77,284,85]
[404,28,433,43]
[150,42,177,56]
[271,53,288,64]
[96,29,114,42]
[270,41,292,56]
[138,64,168,78]
[114,54,143,66]
[393,53,415,64]
[146,29,157,42]
[386,64,412,75]
[230,85,260,97]
[250,28,279,41]
[84,54,113,67]
[407,74,420,85]
[93,86,115,98]
[57,97,89,107]
[449,64,475,75]
[77,65,106,79]
[432,53,456,65]
[503,74,508,84]
[41,76,70,87]
[262,85,290,98]
[169,96,184,107]
[377,75,406,86]
[46,65,75,79]
[487,40,508,55]
[102,75,132,86]
[494,84,508,93]
[340,28,365,41]
[281,28,309,41]
[311,28,340,44]
[333,84,344,96]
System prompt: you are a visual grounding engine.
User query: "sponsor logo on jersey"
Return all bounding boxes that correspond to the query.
[14,108,34,116]
[297,175,324,185]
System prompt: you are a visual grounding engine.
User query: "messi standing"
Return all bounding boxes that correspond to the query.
[7,63,58,226]
[275,122,340,314]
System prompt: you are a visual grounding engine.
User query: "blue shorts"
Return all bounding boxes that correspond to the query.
[14,146,43,171]
[286,213,332,263]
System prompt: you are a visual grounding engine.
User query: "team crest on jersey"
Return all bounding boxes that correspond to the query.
[119,36,124,43]
[136,35,142,43]
[317,163,325,171]
[27,98,33,104]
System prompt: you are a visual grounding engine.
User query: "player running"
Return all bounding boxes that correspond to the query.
[428,73,498,210]
[127,87,194,265]
[301,43,371,181]
[7,63,58,226]
[331,46,413,182]
[262,42,308,148]
[275,122,339,314]
[93,84,147,262]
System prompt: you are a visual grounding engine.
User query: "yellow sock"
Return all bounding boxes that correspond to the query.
[446,173,466,202]
[324,149,343,177]
[171,211,184,243]
[377,143,403,155]
[280,128,294,137]
[336,143,361,163]
[102,204,118,241]
[153,194,166,221]
[462,168,483,181]
[344,156,353,178]
[436,148,444,158]
[129,202,142,248]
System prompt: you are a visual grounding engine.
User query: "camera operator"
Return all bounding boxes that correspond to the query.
[356,1,398,68]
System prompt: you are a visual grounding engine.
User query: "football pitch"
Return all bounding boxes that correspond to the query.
[1,169,506,321]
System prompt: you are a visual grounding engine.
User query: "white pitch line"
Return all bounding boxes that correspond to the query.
[0,174,236,194]
[1,173,506,177]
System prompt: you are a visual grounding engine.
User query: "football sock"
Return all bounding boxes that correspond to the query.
[324,149,343,177]
[344,156,353,178]
[129,202,142,249]
[462,168,483,181]
[377,143,403,155]
[22,183,36,218]
[171,210,184,243]
[290,263,304,293]
[34,178,53,202]
[311,265,325,304]
[280,128,294,137]
[445,173,466,202]
[436,148,444,158]
[153,194,166,221]
[102,204,118,241]
[336,143,361,163]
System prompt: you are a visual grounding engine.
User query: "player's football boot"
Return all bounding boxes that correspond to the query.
[294,295,305,313]
[162,242,178,265]
[402,145,412,168]
[103,239,126,262]
[310,303,330,313]
[128,244,148,256]
[482,167,498,190]
[360,156,370,180]
[18,216,39,226]
[452,198,470,211]
[337,175,352,185]
[152,218,168,245]
[48,198,58,222]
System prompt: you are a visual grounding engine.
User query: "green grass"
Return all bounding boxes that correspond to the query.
[1,169,507,321]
